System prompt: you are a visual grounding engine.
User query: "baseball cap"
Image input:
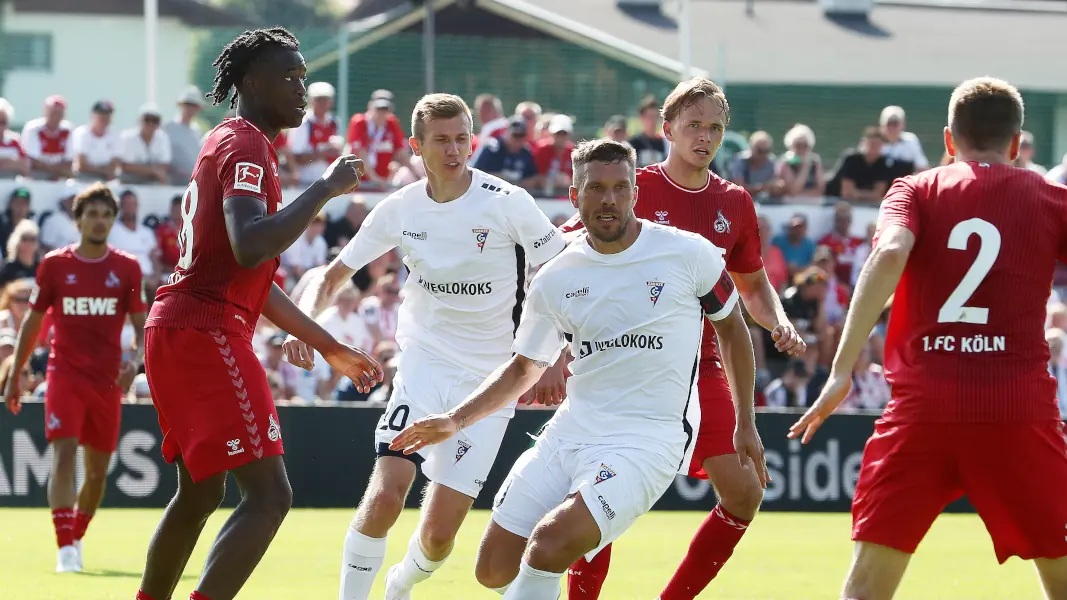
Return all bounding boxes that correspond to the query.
[44,95,66,109]
[9,187,30,201]
[0,328,17,347]
[91,100,115,114]
[139,103,162,119]
[507,116,527,137]
[371,89,394,101]
[604,114,627,130]
[177,86,205,107]
[370,97,393,110]
[548,114,574,135]
[308,82,335,99]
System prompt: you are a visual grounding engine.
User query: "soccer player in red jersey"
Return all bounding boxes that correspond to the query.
[132,28,382,600]
[560,78,805,600]
[3,183,145,574]
[792,77,1067,599]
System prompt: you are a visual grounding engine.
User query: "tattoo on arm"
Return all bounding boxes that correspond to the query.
[533,361,551,368]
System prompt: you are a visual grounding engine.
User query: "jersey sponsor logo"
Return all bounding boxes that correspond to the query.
[654,210,670,225]
[455,439,472,464]
[577,333,665,358]
[403,230,427,241]
[480,182,508,194]
[65,274,77,285]
[105,271,121,288]
[61,296,119,316]
[473,228,490,253]
[234,162,264,193]
[416,275,492,296]
[647,281,665,306]
[267,414,281,442]
[226,439,244,456]
[714,209,731,234]
[597,494,616,520]
[594,463,616,485]
[565,286,589,299]
[532,228,557,249]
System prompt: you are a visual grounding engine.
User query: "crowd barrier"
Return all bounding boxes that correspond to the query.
[0,179,880,240]
[0,403,976,513]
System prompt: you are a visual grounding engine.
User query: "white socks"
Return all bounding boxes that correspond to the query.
[501,559,563,600]
[340,528,387,600]
[393,532,449,590]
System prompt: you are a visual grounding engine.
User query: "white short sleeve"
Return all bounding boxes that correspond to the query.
[20,123,41,158]
[338,194,401,271]
[120,130,140,163]
[505,189,565,266]
[694,237,739,321]
[287,120,313,154]
[71,126,88,155]
[512,276,566,364]
[154,129,172,164]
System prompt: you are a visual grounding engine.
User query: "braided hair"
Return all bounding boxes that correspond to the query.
[208,27,300,109]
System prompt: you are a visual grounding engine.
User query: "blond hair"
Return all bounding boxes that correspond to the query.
[661,77,731,126]
[411,93,473,140]
[948,77,1024,152]
[6,219,38,262]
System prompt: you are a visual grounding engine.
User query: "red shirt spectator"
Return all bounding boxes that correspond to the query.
[818,202,866,284]
[346,109,406,181]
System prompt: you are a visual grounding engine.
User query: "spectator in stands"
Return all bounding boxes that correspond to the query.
[832,126,892,204]
[0,98,29,178]
[271,130,301,188]
[628,95,666,167]
[1045,153,1067,185]
[848,220,878,287]
[731,131,783,200]
[763,358,811,408]
[21,95,74,180]
[119,104,171,184]
[0,328,14,364]
[155,195,182,276]
[282,211,328,283]
[391,154,425,188]
[1014,130,1046,175]
[318,280,375,353]
[108,190,161,286]
[772,213,816,276]
[0,219,40,287]
[71,100,121,181]
[535,112,557,142]
[603,115,629,143]
[533,114,575,197]
[471,93,509,164]
[817,201,865,286]
[164,86,206,185]
[360,272,400,345]
[777,123,824,199]
[781,266,829,362]
[1046,328,1067,418]
[758,214,788,293]
[0,187,34,251]
[39,185,79,252]
[839,338,890,411]
[1050,302,1067,331]
[346,89,408,190]
[291,247,343,305]
[473,117,539,189]
[0,278,33,332]
[515,101,542,145]
[289,82,342,186]
[261,333,300,400]
[813,245,850,328]
[880,105,929,177]
[325,196,368,249]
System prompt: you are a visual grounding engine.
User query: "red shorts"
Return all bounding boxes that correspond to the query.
[852,419,1067,563]
[144,327,284,483]
[44,370,122,453]
[687,370,735,479]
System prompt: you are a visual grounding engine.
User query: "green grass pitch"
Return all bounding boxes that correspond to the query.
[0,508,1043,599]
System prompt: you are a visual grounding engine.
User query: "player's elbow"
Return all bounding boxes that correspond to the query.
[871,242,911,269]
[709,303,749,341]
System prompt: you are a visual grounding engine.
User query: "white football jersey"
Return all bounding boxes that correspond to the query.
[513,221,739,466]
[338,168,565,380]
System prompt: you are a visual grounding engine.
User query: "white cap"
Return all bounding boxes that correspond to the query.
[177,86,205,107]
[308,82,336,99]
[548,114,574,134]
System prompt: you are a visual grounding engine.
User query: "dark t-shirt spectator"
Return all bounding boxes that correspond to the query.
[628,133,666,167]
[0,259,37,287]
[473,137,538,183]
[838,150,892,193]
[781,285,820,333]
[325,217,358,250]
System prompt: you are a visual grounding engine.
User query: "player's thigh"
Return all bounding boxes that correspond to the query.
[851,421,963,554]
[372,348,450,461]
[490,435,573,546]
[80,385,123,455]
[43,370,87,446]
[687,374,735,479]
[958,422,1067,563]
[843,541,913,600]
[571,443,677,562]
[144,327,283,484]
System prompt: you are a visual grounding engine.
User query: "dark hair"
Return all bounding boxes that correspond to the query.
[209,27,300,109]
[171,194,183,207]
[638,95,659,114]
[948,77,1024,152]
[571,139,637,188]
[72,182,118,219]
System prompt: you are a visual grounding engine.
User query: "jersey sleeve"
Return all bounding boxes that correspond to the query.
[217,131,274,203]
[338,196,401,271]
[875,177,920,245]
[727,190,765,274]
[694,237,739,321]
[512,274,566,364]
[29,257,55,313]
[560,212,584,233]
[506,189,565,265]
[126,259,147,313]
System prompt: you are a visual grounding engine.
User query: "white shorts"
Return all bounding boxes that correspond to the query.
[490,433,676,561]
[375,346,510,499]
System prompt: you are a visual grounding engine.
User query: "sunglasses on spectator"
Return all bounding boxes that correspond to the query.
[20,236,37,243]
[385,287,400,295]
[12,296,30,304]
[143,117,161,125]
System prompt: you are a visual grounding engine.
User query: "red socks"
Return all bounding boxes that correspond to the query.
[51,508,75,548]
[73,510,94,541]
[190,592,213,600]
[659,504,752,600]
[135,592,158,600]
[566,543,612,600]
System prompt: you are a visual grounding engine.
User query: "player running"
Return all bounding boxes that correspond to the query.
[791,77,1067,600]
[134,27,381,600]
[3,183,145,574]
[560,77,804,600]
[390,138,767,600]
[286,92,566,600]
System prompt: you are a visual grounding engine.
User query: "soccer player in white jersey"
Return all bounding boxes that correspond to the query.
[390,139,767,600]
[286,93,566,600]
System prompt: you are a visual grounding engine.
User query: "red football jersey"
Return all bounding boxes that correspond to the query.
[562,163,764,368]
[30,246,146,386]
[346,113,406,179]
[875,161,1067,423]
[148,118,282,335]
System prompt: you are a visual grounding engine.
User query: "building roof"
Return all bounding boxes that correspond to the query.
[13,0,247,26]
[529,0,1067,91]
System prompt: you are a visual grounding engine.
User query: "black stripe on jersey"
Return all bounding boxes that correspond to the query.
[678,353,699,470]
[511,246,526,336]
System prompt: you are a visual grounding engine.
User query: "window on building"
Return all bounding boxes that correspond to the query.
[4,33,53,72]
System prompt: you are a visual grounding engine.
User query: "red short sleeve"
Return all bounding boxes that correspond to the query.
[560,213,584,233]
[875,177,920,245]
[29,256,55,313]
[388,116,405,146]
[347,114,368,150]
[727,190,765,274]
[126,259,147,313]
[218,131,273,203]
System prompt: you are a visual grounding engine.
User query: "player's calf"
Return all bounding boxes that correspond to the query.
[1035,557,1067,600]
[841,542,911,600]
[475,521,528,590]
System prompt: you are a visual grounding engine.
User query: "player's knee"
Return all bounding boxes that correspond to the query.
[718,473,764,517]
[51,442,78,474]
[361,481,408,524]
[176,478,226,520]
[420,521,458,558]
[251,476,293,523]
[475,554,516,590]
[527,521,592,571]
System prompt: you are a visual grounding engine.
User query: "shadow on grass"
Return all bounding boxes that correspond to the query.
[79,569,197,581]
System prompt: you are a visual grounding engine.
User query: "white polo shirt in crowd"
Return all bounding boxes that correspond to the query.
[282,233,328,273]
[882,131,929,170]
[71,125,121,168]
[108,221,158,277]
[120,128,172,165]
[40,210,79,250]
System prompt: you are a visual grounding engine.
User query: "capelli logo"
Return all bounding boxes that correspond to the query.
[565,287,589,299]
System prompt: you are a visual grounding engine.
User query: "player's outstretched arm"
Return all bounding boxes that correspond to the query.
[789,224,914,444]
[389,355,549,455]
[3,310,44,415]
[732,268,805,356]
[223,155,364,269]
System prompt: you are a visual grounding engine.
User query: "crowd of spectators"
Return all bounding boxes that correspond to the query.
[2,84,1066,416]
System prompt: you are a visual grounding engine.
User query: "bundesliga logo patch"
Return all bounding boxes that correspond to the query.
[647,281,665,306]
[234,162,264,193]
[455,440,472,464]
[473,229,490,253]
[594,463,616,485]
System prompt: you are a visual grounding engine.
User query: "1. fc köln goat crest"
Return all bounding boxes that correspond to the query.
[714,209,731,234]
[473,228,490,253]
[647,281,665,306]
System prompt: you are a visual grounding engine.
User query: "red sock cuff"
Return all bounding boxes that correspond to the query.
[190,592,213,600]
[713,504,752,528]
[136,591,159,600]
[51,508,75,548]
[73,510,94,541]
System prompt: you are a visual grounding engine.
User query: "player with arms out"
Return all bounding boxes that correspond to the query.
[560,77,804,600]
[134,27,382,600]
[791,77,1067,600]
[286,92,566,600]
[389,139,766,600]
[3,183,146,574]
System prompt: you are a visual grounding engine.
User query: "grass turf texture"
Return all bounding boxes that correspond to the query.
[0,508,1041,599]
